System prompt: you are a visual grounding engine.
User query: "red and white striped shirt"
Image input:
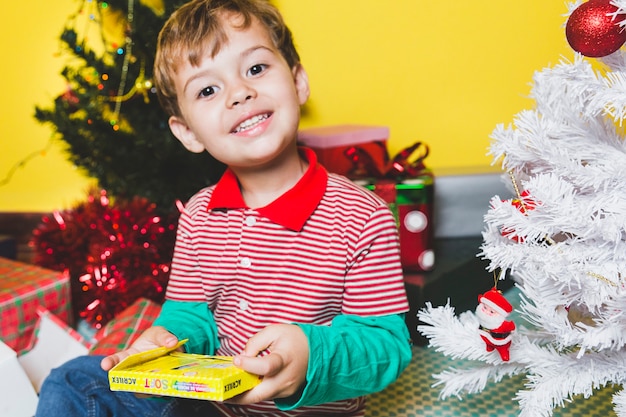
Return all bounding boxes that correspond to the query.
[165,148,409,415]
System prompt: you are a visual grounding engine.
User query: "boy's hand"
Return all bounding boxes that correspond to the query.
[100,326,179,371]
[230,324,309,404]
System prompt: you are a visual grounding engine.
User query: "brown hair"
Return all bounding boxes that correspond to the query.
[154,0,300,117]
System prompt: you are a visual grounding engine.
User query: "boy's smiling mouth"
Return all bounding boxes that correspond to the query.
[232,113,271,133]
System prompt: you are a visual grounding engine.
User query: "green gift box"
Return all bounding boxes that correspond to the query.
[363,175,435,272]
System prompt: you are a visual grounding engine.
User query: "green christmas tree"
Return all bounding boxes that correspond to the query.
[31,0,228,328]
[35,0,225,212]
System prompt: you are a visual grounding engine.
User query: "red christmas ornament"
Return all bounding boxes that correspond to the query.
[566,0,626,57]
[510,189,536,213]
[500,190,537,243]
[58,87,80,113]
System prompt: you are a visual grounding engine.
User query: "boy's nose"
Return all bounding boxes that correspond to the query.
[232,94,253,106]
[229,82,256,107]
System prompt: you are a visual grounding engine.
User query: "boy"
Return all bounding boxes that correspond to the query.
[35,0,412,416]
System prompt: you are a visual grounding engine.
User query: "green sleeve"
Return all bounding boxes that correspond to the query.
[275,313,412,410]
[152,299,219,355]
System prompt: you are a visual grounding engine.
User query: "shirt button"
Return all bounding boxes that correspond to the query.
[239,299,249,311]
[240,257,252,268]
[245,216,256,227]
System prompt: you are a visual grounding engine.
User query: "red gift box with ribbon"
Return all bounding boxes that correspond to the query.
[298,125,389,176]
[350,142,435,272]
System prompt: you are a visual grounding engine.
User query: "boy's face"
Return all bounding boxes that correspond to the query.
[167,13,309,171]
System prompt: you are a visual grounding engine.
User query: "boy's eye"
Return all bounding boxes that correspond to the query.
[198,86,218,98]
[248,64,267,76]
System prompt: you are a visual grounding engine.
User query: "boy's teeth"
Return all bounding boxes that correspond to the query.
[235,114,268,132]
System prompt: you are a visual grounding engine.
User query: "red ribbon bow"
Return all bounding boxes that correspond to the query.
[344,142,430,180]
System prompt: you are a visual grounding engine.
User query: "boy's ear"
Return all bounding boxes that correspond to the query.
[293,64,310,106]
[168,116,205,153]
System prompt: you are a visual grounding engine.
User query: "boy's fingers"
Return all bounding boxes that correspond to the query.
[241,329,273,357]
[100,329,178,371]
[229,354,287,404]
[100,352,128,371]
[234,352,284,377]
[158,333,179,348]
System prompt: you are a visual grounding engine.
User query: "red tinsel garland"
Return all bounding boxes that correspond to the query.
[31,190,178,329]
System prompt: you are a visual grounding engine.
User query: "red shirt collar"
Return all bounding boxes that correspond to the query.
[207,147,328,231]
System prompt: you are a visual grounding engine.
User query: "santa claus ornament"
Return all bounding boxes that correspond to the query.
[476,287,516,361]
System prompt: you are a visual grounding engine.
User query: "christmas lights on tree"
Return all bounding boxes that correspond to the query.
[31,0,226,327]
[418,1,626,415]
[35,0,225,211]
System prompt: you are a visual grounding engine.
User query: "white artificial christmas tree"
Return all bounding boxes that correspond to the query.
[418,1,626,416]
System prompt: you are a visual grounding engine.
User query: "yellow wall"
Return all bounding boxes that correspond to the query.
[0,1,572,212]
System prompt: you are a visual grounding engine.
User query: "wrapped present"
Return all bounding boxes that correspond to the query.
[0,340,38,417]
[0,257,71,355]
[18,307,90,392]
[89,297,162,356]
[353,142,435,272]
[298,125,389,177]
[367,177,435,272]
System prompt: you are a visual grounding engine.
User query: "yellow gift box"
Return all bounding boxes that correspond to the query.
[109,340,260,401]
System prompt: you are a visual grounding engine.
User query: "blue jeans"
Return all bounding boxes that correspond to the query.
[35,355,219,417]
